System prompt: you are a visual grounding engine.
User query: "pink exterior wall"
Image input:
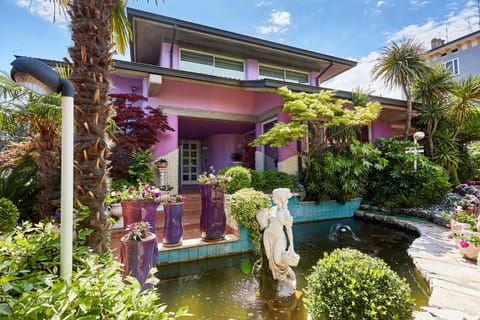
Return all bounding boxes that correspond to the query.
[245,59,259,80]
[148,79,283,116]
[110,75,143,94]
[206,134,243,170]
[309,71,320,86]
[160,42,179,69]
[371,122,392,140]
[153,114,179,157]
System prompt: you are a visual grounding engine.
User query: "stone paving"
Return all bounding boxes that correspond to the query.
[355,210,480,320]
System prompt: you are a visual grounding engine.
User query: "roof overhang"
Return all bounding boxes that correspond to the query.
[127,8,357,83]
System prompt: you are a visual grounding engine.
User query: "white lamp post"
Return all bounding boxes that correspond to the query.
[413,131,425,171]
[11,57,74,281]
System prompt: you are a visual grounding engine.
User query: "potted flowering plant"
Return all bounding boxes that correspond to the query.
[198,167,231,241]
[452,232,480,261]
[118,182,162,232]
[120,221,157,290]
[154,158,168,169]
[161,194,186,247]
[446,210,477,233]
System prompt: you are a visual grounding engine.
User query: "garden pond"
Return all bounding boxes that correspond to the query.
[155,218,430,319]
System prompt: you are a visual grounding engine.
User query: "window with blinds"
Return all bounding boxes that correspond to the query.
[179,49,245,79]
[259,65,309,84]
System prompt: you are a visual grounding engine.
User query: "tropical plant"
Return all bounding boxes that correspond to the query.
[262,171,295,194]
[227,188,271,253]
[449,74,480,140]
[306,140,386,203]
[0,150,40,221]
[371,38,429,138]
[0,198,20,233]
[304,248,414,320]
[0,73,62,220]
[412,65,453,158]
[367,137,451,208]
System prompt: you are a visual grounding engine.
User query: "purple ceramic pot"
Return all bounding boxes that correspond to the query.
[121,200,157,233]
[120,233,157,291]
[162,203,184,246]
[200,184,226,241]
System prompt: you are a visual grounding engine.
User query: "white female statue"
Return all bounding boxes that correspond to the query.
[258,188,299,283]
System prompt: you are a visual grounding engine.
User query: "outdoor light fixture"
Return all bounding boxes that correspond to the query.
[11,57,74,281]
[413,131,425,171]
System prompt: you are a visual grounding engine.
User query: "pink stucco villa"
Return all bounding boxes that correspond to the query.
[110,8,408,193]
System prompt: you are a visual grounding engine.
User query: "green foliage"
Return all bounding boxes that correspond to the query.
[224,166,252,194]
[367,137,451,207]
[227,188,271,253]
[0,198,19,233]
[249,169,265,192]
[304,248,414,320]
[305,141,386,203]
[261,171,294,194]
[252,87,381,148]
[0,153,40,221]
[127,149,155,184]
[0,220,189,319]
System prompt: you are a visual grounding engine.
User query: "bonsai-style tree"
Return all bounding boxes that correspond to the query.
[252,86,381,197]
[109,93,173,180]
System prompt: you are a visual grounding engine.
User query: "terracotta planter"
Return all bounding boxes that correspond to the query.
[200,184,226,241]
[121,200,157,233]
[458,243,480,261]
[162,203,184,247]
[120,233,158,290]
[156,162,168,169]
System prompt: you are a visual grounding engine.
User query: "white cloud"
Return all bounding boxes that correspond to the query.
[270,10,291,26]
[376,1,385,7]
[327,1,479,99]
[256,1,273,7]
[16,0,69,30]
[256,10,291,35]
[410,0,429,9]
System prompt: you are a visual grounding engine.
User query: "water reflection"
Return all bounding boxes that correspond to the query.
[156,218,430,319]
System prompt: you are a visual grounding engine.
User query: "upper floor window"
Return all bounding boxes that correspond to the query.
[179,49,245,79]
[259,65,309,84]
[444,58,459,76]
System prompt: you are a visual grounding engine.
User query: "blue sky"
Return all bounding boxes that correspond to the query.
[1,0,479,98]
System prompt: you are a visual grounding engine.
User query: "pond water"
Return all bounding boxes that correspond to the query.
[156,218,430,319]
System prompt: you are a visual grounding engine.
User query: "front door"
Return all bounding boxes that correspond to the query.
[180,140,200,185]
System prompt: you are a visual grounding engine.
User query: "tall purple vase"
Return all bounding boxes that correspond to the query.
[200,184,226,241]
[162,203,184,246]
[120,234,157,291]
[121,200,157,233]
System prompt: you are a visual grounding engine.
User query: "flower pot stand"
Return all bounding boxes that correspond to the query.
[162,203,184,247]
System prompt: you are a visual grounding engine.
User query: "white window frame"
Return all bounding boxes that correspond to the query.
[443,58,460,76]
[179,49,245,79]
[258,64,309,84]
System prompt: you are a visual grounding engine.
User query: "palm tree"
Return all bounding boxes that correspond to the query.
[412,65,453,158]
[52,0,158,252]
[371,38,429,138]
[0,73,62,220]
[450,75,480,140]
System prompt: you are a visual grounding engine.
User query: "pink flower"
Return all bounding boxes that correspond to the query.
[460,239,470,248]
[446,224,451,229]
[447,234,453,240]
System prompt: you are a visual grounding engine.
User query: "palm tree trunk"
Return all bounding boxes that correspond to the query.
[67,0,115,252]
[403,89,412,139]
[452,113,466,141]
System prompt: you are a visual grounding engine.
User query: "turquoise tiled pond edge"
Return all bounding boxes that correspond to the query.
[156,197,361,265]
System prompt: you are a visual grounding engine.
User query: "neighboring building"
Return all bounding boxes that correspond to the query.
[110,8,408,192]
[425,30,480,80]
